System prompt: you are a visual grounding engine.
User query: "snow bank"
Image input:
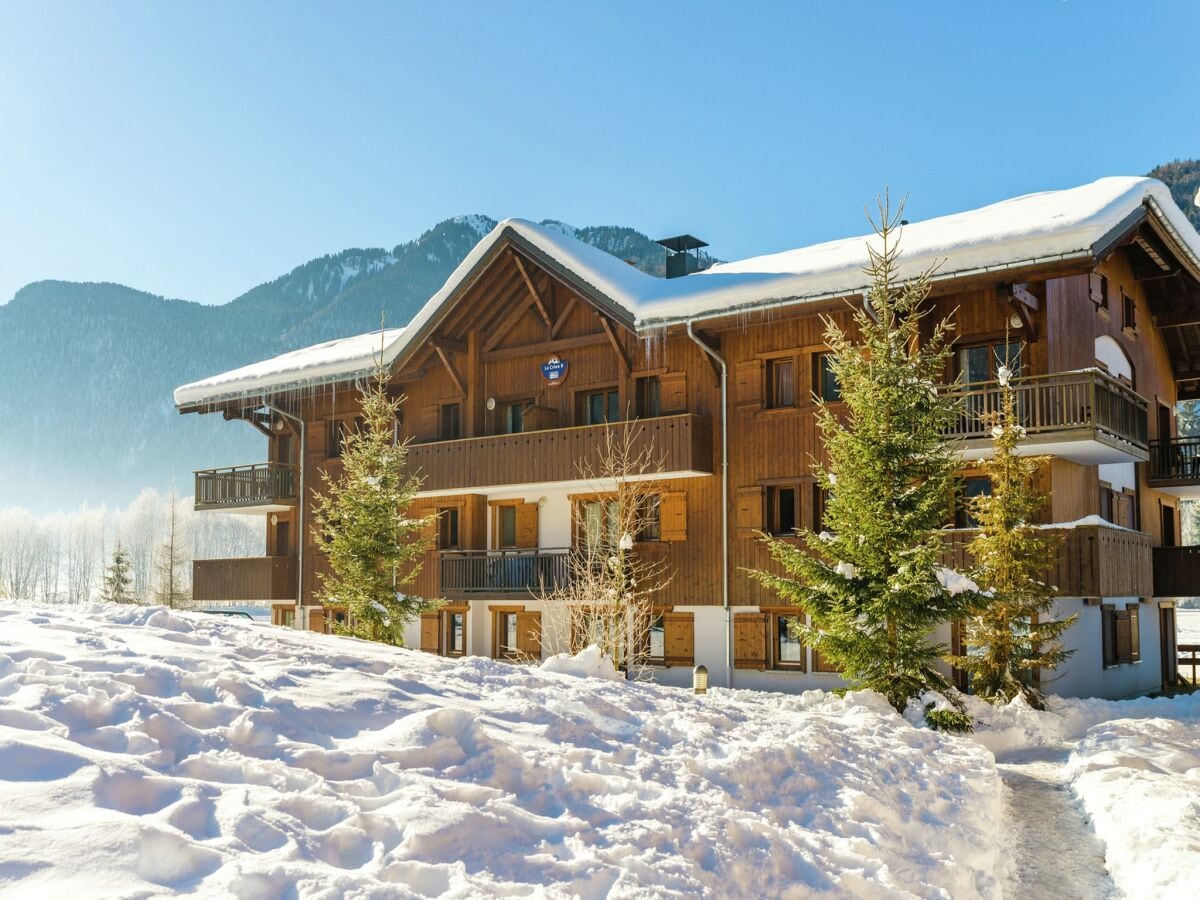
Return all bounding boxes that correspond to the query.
[539,644,622,681]
[0,602,1005,898]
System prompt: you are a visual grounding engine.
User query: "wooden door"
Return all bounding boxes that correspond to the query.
[1160,606,1178,688]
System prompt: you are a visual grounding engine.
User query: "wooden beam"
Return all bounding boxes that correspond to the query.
[434,345,465,397]
[690,328,724,384]
[482,331,609,363]
[483,295,537,353]
[1153,309,1200,329]
[429,334,467,354]
[511,251,552,327]
[1011,283,1041,311]
[600,317,632,374]
[224,409,273,438]
[551,294,578,338]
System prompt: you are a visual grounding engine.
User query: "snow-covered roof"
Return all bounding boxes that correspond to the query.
[174,328,406,408]
[176,176,1200,409]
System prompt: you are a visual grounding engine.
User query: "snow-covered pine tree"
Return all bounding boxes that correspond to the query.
[153,491,191,608]
[100,541,137,604]
[954,362,1075,708]
[752,193,980,723]
[311,342,435,645]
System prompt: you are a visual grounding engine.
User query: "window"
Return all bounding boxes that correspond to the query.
[637,494,661,542]
[581,499,620,552]
[765,358,796,409]
[498,505,518,548]
[497,611,519,659]
[326,418,355,457]
[814,352,841,402]
[578,388,620,425]
[1101,604,1118,668]
[1122,292,1137,333]
[648,613,665,662]
[775,614,805,667]
[1097,274,1109,310]
[812,484,829,532]
[276,607,295,628]
[1098,483,1114,525]
[444,611,466,657]
[1162,504,1177,547]
[437,507,460,550]
[275,433,294,465]
[501,400,529,434]
[635,376,661,418]
[275,520,290,556]
[765,486,798,536]
[439,403,461,440]
[955,476,992,529]
[958,342,1022,384]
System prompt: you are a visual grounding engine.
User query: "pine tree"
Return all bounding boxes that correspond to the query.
[953,363,1075,709]
[153,491,191,608]
[311,340,435,645]
[752,194,980,723]
[100,541,137,604]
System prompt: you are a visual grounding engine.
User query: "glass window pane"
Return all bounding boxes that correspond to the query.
[584,502,603,551]
[778,488,796,534]
[777,615,803,663]
[608,390,620,423]
[819,354,841,402]
[501,507,517,546]
[505,614,517,652]
[960,347,990,384]
[649,615,664,659]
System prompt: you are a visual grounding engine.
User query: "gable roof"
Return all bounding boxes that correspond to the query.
[175,176,1200,410]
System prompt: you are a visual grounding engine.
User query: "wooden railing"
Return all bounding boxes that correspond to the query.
[1148,437,1200,485]
[939,524,1153,598]
[193,557,298,603]
[944,369,1148,450]
[1178,644,1200,686]
[439,548,570,598]
[407,414,712,492]
[194,462,297,510]
[1153,546,1200,597]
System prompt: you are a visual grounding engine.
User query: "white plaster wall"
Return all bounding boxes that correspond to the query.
[1047,599,1164,699]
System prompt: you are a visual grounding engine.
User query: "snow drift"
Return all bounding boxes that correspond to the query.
[0,603,1005,898]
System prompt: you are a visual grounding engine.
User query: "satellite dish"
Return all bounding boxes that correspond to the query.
[486,397,496,411]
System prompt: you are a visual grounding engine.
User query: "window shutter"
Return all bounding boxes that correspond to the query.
[660,492,687,542]
[1089,272,1103,305]
[734,361,762,407]
[1101,605,1117,667]
[660,371,688,414]
[663,612,694,667]
[420,612,441,653]
[1129,606,1141,662]
[1115,609,1132,664]
[734,612,767,670]
[516,610,542,660]
[736,486,764,536]
[308,608,326,634]
[419,404,439,441]
[516,503,539,548]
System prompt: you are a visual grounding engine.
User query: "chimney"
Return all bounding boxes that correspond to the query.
[655,234,709,278]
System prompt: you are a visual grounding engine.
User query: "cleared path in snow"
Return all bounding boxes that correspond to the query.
[998,747,1117,899]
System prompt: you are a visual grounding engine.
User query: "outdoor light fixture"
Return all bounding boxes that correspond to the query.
[270,513,278,525]
[693,664,708,695]
[486,397,496,411]
[538,496,547,508]
[274,419,284,432]
[618,532,634,551]
[1009,312,1023,329]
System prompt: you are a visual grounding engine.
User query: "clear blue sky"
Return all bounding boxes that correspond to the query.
[1,1,1197,306]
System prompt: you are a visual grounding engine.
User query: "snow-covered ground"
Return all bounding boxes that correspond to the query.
[1178,607,1200,644]
[1,603,1197,898]
[0,603,1004,898]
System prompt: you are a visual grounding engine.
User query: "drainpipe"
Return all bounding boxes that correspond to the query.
[686,321,732,687]
[267,404,305,630]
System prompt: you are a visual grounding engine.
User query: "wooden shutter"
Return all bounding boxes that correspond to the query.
[660,492,687,542]
[734,612,767,670]
[660,371,688,414]
[516,611,542,660]
[734,360,762,408]
[736,486,764,536]
[1115,609,1132,664]
[1089,272,1104,304]
[1129,606,1141,662]
[516,503,539,548]
[663,612,694,667]
[308,608,325,634]
[419,404,438,441]
[420,612,441,653]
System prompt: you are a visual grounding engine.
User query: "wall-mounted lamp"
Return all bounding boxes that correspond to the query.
[693,664,708,695]
[274,419,285,432]
[486,397,497,411]
[537,496,548,509]
[270,513,279,526]
[1009,312,1023,329]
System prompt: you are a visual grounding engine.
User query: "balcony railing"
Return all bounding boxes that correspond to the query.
[193,556,298,603]
[1148,438,1200,493]
[939,524,1153,598]
[194,462,298,511]
[407,414,712,493]
[1153,546,1200,598]
[439,548,570,598]
[944,369,1149,462]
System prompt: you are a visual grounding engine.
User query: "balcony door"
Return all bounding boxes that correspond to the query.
[957,341,1022,435]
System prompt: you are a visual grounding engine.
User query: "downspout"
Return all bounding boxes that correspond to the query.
[686,322,732,687]
[267,404,305,630]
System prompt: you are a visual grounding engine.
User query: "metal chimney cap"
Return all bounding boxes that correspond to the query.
[655,234,709,253]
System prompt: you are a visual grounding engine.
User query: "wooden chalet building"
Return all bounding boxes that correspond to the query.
[175,176,1200,699]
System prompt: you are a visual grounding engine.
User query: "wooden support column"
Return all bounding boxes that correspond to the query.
[466,331,480,436]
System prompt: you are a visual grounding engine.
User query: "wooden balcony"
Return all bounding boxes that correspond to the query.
[439,548,570,599]
[1153,546,1200,597]
[1147,438,1200,499]
[193,557,298,603]
[945,369,1149,465]
[939,524,1153,598]
[194,462,298,513]
[407,413,712,493]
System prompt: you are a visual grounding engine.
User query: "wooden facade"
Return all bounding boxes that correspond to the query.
[185,203,1200,651]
